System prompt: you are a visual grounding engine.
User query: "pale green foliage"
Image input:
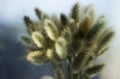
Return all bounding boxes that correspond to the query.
[21,3,114,79]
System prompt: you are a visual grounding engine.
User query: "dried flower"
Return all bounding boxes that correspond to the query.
[44,19,58,41]
[21,2,114,79]
[27,50,48,65]
[31,31,46,48]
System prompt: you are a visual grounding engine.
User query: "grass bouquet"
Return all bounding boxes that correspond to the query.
[21,3,114,79]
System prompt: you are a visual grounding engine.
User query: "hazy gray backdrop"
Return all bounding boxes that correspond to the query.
[0,0,120,79]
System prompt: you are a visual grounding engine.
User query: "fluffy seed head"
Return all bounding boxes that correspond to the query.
[71,3,80,22]
[27,50,48,65]
[31,31,45,48]
[86,64,104,77]
[46,49,54,60]
[44,19,58,41]
[55,37,67,59]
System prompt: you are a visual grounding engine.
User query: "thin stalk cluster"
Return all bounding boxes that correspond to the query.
[21,3,114,79]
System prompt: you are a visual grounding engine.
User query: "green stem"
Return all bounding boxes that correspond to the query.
[73,73,80,79]
[67,59,72,79]
[51,61,65,79]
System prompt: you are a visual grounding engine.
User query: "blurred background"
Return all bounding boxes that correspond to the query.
[0,0,120,79]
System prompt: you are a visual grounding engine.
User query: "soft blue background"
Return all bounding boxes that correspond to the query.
[0,0,120,79]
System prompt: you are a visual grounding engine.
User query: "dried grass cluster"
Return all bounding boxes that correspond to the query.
[21,3,114,79]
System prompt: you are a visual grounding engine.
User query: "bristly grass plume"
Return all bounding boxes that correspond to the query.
[21,2,114,79]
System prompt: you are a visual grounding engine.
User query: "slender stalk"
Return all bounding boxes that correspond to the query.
[73,73,80,79]
[67,59,72,79]
[51,61,65,79]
